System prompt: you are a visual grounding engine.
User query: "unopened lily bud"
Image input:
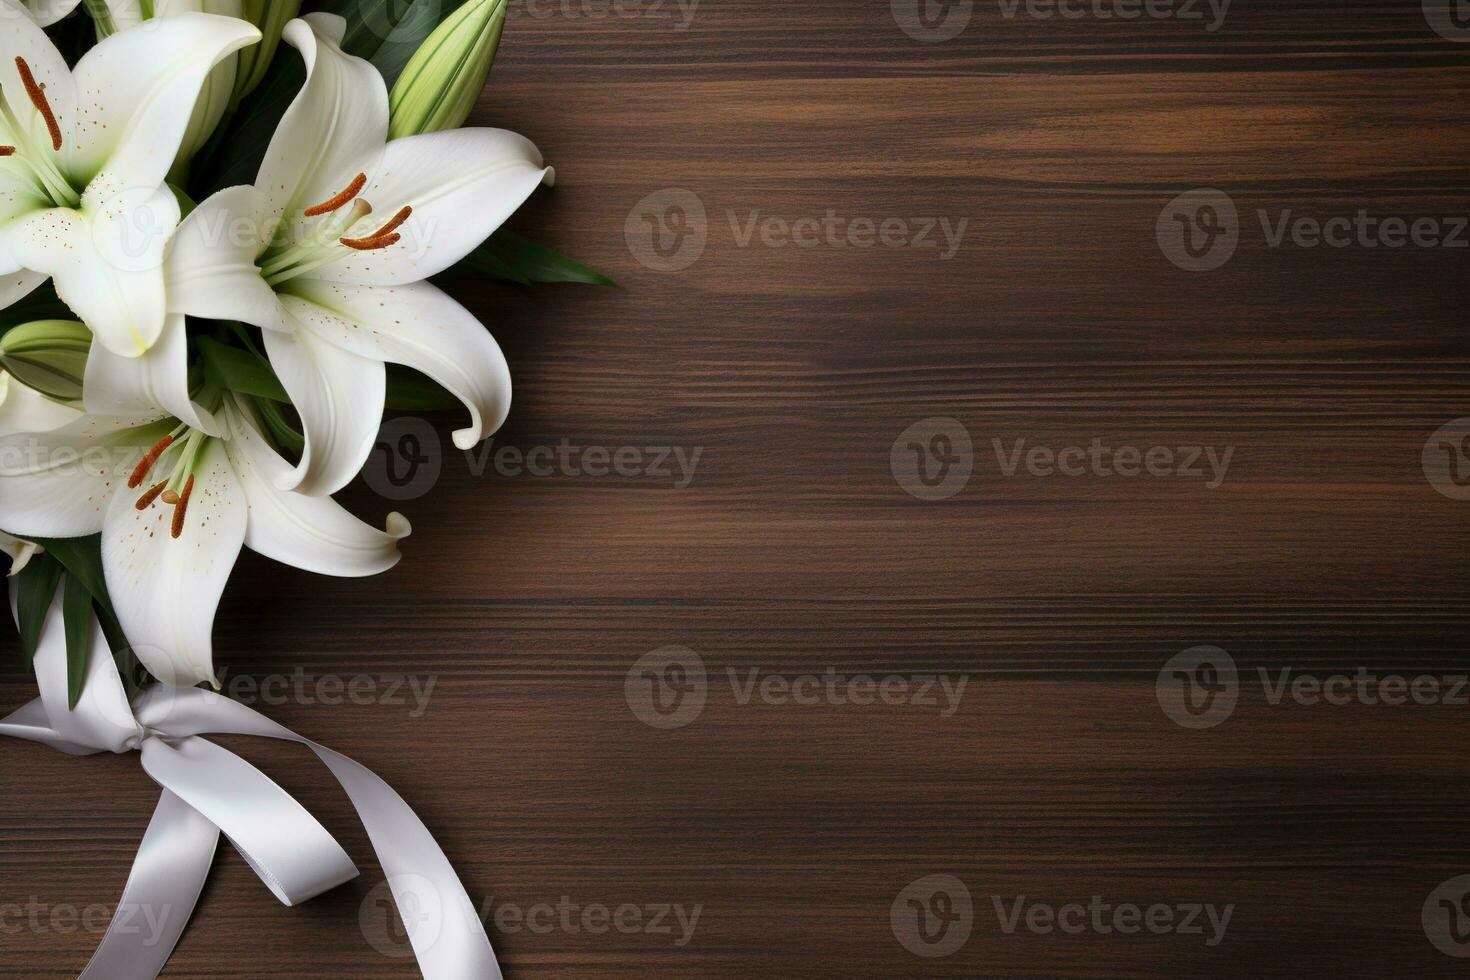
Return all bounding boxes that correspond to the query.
[231,0,304,109]
[388,0,507,139]
[0,320,91,402]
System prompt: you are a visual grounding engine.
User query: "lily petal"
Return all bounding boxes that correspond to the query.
[102,438,245,687]
[0,529,41,574]
[160,0,247,176]
[0,371,81,436]
[311,128,552,286]
[84,315,221,436]
[222,399,408,576]
[7,188,180,356]
[0,268,46,307]
[63,13,260,190]
[0,413,167,536]
[263,308,384,495]
[0,169,51,266]
[166,184,284,331]
[256,14,388,230]
[283,279,510,449]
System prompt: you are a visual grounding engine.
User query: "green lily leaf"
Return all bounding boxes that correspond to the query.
[449,231,618,287]
[257,395,306,458]
[386,365,458,410]
[322,0,457,87]
[61,573,93,708]
[199,335,290,402]
[31,535,114,619]
[15,553,61,663]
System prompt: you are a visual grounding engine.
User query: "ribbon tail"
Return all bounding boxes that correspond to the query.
[78,790,219,980]
[310,743,500,980]
[138,689,502,980]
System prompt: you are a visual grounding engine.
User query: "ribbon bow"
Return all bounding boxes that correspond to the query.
[1,594,501,979]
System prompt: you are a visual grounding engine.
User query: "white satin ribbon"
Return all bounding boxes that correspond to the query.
[0,592,502,980]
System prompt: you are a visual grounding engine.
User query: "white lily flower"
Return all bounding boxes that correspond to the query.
[0,528,39,574]
[0,393,409,686]
[150,12,549,496]
[0,11,259,357]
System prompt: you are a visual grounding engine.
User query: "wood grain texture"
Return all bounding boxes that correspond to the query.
[4,1,1470,976]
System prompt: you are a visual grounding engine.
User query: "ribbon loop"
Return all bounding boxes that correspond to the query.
[2,589,503,980]
[139,735,359,906]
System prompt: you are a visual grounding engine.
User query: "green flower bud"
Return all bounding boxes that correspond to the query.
[388,0,507,140]
[231,0,305,110]
[0,320,91,403]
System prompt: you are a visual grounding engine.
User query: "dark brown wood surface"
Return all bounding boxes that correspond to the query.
[4,1,1470,976]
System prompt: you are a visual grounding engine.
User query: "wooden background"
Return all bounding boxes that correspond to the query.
[4,0,1470,976]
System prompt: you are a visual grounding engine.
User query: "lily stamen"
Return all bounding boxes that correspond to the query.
[170,475,194,539]
[365,205,411,239]
[14,58,61,151]
[340,231,400,251]
[0,146,13,156]
[304,172,367,216]
[135,481,167,510]
[128,434,174,488]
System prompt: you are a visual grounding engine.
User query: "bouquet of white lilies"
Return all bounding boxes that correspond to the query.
[0,0,604,698]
